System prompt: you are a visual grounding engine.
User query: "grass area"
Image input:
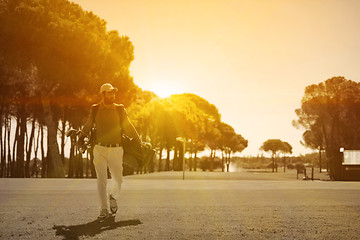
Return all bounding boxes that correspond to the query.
[127,169,331,181]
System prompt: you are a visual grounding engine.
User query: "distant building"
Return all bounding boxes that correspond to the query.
[341,149,360,180]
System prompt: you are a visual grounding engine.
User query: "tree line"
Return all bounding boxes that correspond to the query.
[127,93,248,173]
[1,1,357,180]
[0,0,247,178]
[259,139,292,173]
[232,152,324,171]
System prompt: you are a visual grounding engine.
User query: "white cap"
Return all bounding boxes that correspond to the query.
[100,83,118,94]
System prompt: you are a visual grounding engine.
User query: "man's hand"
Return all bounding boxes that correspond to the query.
[76,138,88,154]
[76,135,86,148]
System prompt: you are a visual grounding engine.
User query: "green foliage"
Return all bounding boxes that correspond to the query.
[0,0,248,176]
[129,93,248,169]
[259,139,292,172]
[294,76,360,179]
[233,157,271,170]
[0,0,137,109]
[0,0,137,177]
[232,152,322,170]
[260,139,292,156]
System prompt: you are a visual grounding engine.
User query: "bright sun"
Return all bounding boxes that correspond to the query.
[153,84,179,98]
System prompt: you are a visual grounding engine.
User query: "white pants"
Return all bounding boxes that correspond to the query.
[93,145,124,210]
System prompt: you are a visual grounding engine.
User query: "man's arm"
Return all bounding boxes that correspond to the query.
[77,108,94,146]
[122,107,141,143]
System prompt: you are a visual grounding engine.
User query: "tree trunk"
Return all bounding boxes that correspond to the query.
[12,119,20,177]
[283,156,286,173]
[158,147,163,172]
[177,143,184,172]
[25,118,36,178]
[32,126,41,177]
[3,113,8,177]
[41,97,65,178]
[221,151,225,172]
[194,151,197,172]
[209,149,214,172]
[172,147,177,171]
[59,103,66,166]
[149,146,155,173]
[327,148,342,180]
[6,117,11,177]
[0,114,4,178]
[2,111,9,177]
[16,103,26,178]
[226,152,231,172]
[2,119,6,177]
[78,152,83,178]
[173,145,183,171]
[165,148,170,171]
[40,125,46,178]
[319,147,322,173]
[190,153,195,171]
[60,119,66,164]
[85,152,89,178]
[179,143,185,172]
[328,115,342,179]
[0,121,5,178]
[188,153,192,171]
[68,134,76,178]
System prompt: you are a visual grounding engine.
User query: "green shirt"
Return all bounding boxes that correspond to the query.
[82,102,125,145]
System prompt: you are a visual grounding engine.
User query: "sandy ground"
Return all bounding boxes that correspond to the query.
[0,170,359,240]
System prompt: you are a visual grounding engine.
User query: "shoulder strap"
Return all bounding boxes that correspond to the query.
[91,104,100,127]
[116,104,125,134]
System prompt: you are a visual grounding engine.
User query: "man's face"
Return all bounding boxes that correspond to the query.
[103,91,116,104]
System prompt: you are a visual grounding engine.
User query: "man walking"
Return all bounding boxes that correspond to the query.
[78,83,141,221]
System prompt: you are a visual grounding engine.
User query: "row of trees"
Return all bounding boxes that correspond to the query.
[0,0,248,178]
[294,76,360,180]
[259,139,292,173]
[127,93,248,173]
[232,152,324,171]
[0,0,140,177]
[4,1,356,180]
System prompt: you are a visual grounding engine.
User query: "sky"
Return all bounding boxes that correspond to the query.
[71,0,360,157]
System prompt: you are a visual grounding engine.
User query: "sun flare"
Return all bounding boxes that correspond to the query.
[152,84,179,98]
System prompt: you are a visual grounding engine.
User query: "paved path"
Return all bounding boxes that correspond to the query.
[0,171,359,239]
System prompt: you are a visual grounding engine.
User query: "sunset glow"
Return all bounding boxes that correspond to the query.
[71,0,360,156]
[153,84,176,98]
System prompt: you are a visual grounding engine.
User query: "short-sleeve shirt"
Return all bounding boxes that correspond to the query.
[94,103,122,144]
[81,102,126,145]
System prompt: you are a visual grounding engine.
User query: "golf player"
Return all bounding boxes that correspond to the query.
[78,83,141,221]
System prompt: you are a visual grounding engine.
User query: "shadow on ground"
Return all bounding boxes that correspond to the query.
[53,216,142,240]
